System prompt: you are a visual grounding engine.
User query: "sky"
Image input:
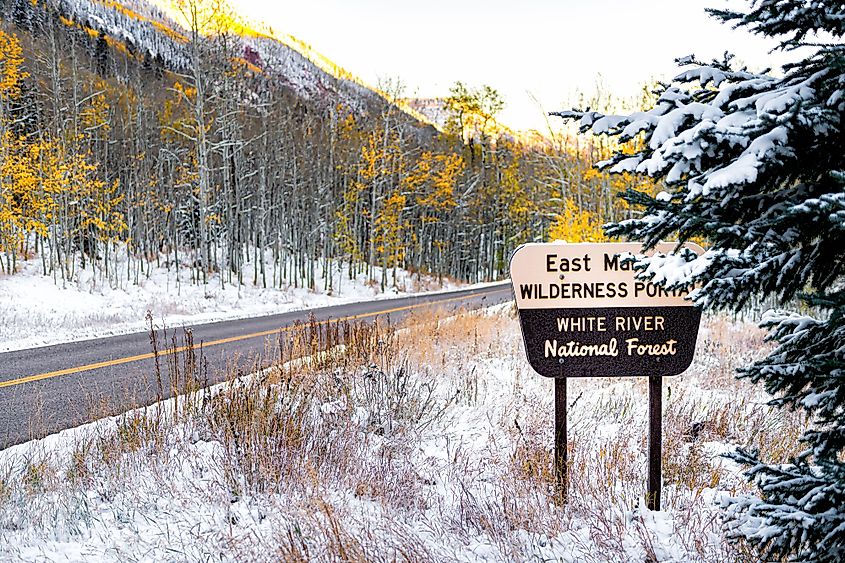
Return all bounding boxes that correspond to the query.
[231,0,790,133]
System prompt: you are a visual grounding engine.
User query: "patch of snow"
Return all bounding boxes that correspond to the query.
[0,250,495,353]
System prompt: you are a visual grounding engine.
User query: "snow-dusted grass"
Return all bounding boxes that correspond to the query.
[0,307,806,561]
[0,250,467,353]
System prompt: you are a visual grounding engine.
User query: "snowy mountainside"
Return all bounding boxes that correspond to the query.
[40,0,432,123]
[403,97,451,130]
[50,0,191,68]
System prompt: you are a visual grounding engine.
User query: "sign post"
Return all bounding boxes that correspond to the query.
[648,374,662,510]
[554,377,567,503]
[509,242,703,510]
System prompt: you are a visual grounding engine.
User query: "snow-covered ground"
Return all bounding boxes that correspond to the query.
[0,253,472,353]
[0,305,803,561]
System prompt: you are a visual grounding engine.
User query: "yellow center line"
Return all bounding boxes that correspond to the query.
[0,290,503,389]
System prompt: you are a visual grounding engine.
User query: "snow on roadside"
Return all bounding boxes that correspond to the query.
[0,253,492,353]
[0,307,800,562]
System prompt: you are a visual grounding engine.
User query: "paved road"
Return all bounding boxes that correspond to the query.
[0,283,513,448]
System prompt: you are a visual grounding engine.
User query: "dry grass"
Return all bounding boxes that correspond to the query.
[0,306,809,561]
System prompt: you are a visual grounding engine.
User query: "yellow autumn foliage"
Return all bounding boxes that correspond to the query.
[0,30,27,101]
[1,132,126,256]
[405,151,462,214]
[374,191,406,267]
[548,199,606,243]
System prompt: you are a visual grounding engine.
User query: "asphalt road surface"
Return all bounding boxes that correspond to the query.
[0,282,513,449]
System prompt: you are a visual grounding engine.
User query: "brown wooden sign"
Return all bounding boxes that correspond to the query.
[510,242,703,378]
[510,241,704,511]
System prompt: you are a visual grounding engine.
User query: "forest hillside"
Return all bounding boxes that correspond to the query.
[0,0,650,292]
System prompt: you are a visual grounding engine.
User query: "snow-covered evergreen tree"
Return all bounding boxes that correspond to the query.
[553,1,845,560]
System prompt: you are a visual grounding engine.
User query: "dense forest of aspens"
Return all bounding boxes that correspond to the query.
[0,0,654,290]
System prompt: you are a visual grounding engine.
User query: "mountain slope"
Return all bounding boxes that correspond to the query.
[27,0,436,128]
